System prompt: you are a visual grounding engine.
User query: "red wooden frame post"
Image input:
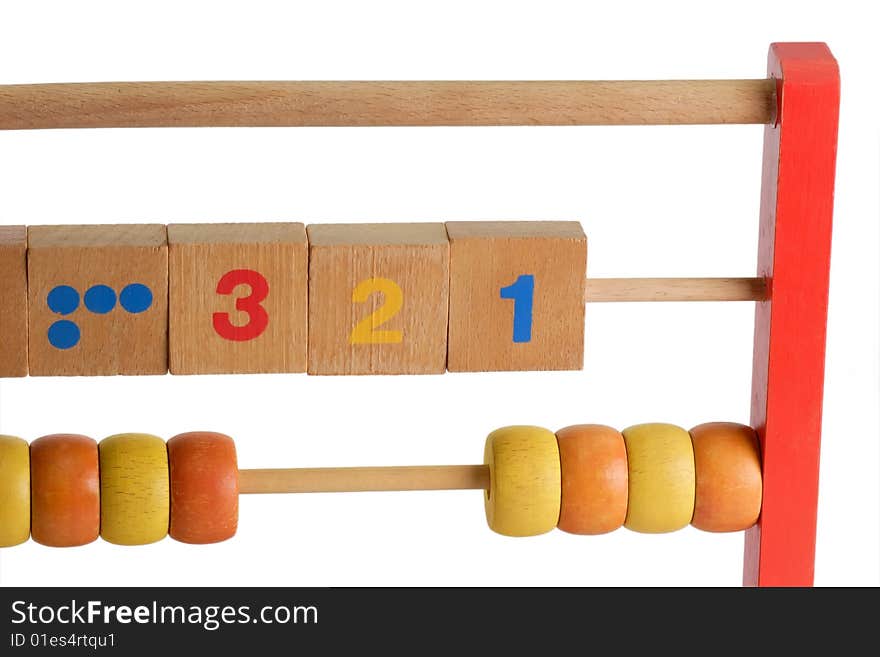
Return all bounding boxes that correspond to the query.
[744,43,840,586]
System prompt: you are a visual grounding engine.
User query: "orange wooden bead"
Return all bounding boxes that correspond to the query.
[168,432,239,544]
[30,434,100,547]
[690,422,762,532]
[556,424,628,535]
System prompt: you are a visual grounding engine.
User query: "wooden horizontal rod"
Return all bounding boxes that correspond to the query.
[0,79,774,130]
[584,277,767,302]
[239,464,490,494]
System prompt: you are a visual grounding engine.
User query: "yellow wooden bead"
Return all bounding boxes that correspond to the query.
[484,426,561,537]
[99,433,169,546]
[0,435,30,547]
[622,423,695,533]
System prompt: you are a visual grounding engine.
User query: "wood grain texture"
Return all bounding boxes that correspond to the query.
[168,223,308,374]
[30,434,100,547]
[622,423,695,534]
[0,80,774,130]
[690,423,761,533]
[484,426,561,537]
[99,433,170,546]
[744,43,839,587]
[27,224,168,376]
[168,432,239,545]
[307,223,449,375]
[0,435,30,547]
[447,221,586,372]
[0,226,28,376]
[556,425,628,535]
[585,277,766,302]
[239,465,489,494]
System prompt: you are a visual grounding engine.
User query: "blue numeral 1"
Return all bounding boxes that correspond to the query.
[500,274,534,343]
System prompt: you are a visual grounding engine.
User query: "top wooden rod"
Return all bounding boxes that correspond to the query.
[0,80,775,130]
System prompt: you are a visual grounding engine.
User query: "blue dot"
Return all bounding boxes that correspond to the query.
[48,320,80,349]
[47,285,79,315]
[120,283,153,314]
[84,285,117,314]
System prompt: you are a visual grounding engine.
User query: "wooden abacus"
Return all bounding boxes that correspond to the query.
[0,42,839,587]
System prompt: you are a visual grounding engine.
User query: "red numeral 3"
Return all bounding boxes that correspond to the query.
[212,269,269,341]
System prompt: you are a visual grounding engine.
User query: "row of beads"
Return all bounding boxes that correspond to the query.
[0,422,760,547]
[0,432,238,548]
[483,422,762,536]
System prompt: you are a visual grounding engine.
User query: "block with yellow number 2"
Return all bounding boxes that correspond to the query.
[447,221,587,372]
[168,223,308,374]
[307,223,449,375]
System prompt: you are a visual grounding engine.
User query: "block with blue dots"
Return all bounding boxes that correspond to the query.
[46,283,155,350]
[27,225,168,376]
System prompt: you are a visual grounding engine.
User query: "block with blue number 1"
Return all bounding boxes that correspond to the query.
[446,221,587,372]
[27,225,168,376]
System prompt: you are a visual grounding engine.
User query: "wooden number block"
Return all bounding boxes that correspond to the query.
[168,223,308,374]
[0,226,28,377]
[446,221,587,372]
[307,223,449,374]
[27,225,168,376]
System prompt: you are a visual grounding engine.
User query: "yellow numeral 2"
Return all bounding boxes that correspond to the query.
[349,277,404,344]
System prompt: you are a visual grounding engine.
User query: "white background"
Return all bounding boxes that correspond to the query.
[0,1,877,586]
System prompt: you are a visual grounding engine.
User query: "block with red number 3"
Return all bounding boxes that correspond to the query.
[168,223,308,374]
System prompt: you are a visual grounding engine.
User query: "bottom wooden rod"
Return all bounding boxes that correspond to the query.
[239,465,490,494]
